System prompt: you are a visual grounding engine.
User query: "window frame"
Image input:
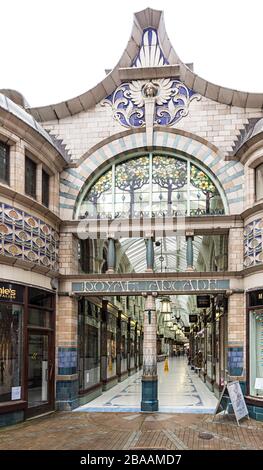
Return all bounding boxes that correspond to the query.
[0,140,10,185]
[76,151,228,219]
[25,154,37,199]
[42,168,50,208]
[255,163,263,202]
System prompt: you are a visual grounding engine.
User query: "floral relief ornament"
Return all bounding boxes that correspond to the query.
[102,78,200,128]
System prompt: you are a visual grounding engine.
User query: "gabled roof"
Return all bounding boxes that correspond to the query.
[28,7,263,123]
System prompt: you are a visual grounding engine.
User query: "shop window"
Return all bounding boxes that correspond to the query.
[25,155,37,199]
[28,288,53,309]
[42,170,50,208]
[78,300,100,391]
[121,320,127,373]
[0,304,23,402]
[256,164,263,201]
[28,308,51,328]
[130,326,135,369]
[0,140,10,185]
[249,310,263,397]
[107,313,117,378]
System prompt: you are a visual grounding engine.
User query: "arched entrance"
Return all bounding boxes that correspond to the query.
[66,147,232,412]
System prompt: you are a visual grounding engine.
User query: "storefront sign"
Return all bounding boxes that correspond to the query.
[197,295,210,308]
[72,279,230,295]
[249,290,263,307]
[0,283,24,302]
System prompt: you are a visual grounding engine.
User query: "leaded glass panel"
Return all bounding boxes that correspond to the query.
[115,156,149,217]
[78,153,225,219]
[82,170,112,218]
[152,156,187,216]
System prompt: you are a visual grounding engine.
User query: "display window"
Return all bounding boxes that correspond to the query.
[78,300,100,391]
[121,320,127,373]
[0,303,23,402]
[0,282,55,417]
[249,309,263,397]
[107,313,117,378]
[130,326,135,369]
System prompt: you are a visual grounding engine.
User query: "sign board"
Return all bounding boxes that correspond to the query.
[214,381,249,425]
[72,279,230,296]
[255,378,263,390]
[197,295,210,308]
[249,290,263,307]
[11,386,21,401]
[189,314,198,323]
[0,283,24,303]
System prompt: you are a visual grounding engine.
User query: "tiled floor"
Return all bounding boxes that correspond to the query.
[1,411,262,450]
[75,357,217,413]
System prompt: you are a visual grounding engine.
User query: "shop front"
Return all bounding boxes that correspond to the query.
[246,290,263,419]
[0,282,55,425]
[78,298,101,398]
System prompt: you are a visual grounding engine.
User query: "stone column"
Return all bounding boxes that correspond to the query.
[228,228,244,271]
[107,238,116,273]
[141,294,158,411]
[127,317,131,374]
[145,238,154,272]
[116,311,121,381]
[134,322,138,370]
[186,232,194,271]
[227,292,246,382]
[100,300,108,390]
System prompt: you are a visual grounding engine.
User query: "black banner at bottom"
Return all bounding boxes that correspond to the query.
[0,450,262,467]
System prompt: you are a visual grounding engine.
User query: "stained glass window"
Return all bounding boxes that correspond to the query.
[190,165,224,216]
[152,156,187,216]
[78,153,225,219]
[81,170,112,218]
[115,156,149,217]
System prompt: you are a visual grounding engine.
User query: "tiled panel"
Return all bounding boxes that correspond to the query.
[58,347,77,375]
[0,202,59,271]
[244,218,263,267]
[228,347,244,376]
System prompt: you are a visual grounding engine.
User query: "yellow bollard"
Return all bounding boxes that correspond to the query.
[164,357,169,373]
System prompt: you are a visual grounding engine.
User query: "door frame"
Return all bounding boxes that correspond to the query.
[24,288,55,419]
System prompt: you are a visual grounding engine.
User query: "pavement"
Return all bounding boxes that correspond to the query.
[0,411,263,450]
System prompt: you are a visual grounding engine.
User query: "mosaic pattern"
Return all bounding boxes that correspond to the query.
[0,202,59,271]
[132,28,169,68]
[244,219,263,267]
[102,79,199,129]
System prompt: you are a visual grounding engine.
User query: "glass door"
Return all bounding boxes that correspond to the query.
[26,331,53,416]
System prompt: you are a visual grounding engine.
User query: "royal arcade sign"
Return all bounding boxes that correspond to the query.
[72,279,230,296]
